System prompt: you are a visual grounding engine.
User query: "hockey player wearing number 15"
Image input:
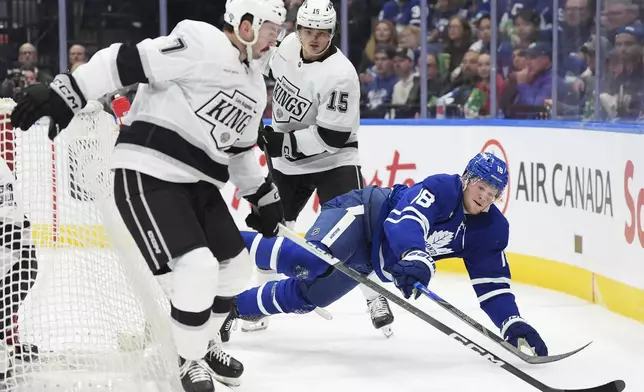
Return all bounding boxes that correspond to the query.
[228,152,549,357]
[229,0,397,340]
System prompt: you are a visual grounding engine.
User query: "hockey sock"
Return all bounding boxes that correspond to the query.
[240,231,329,280]
[210,296,234,334]
[168,248,219,360]
[358,274,380,301]
[236,279,315,318]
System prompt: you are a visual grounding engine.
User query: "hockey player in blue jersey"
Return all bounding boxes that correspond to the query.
[228,152,548,356]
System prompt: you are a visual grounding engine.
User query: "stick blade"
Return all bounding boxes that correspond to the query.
[561,380,626,392]
[521,341,593,364]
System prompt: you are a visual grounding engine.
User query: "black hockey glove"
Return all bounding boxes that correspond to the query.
[244,179,284,237]
[257,125,305,160]
[11,74,86,140]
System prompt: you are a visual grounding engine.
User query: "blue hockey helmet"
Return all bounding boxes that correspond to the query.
[463,152,509,194]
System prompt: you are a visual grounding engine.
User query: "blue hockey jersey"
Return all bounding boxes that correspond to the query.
[369,174,520,329]
[379,0,422,26]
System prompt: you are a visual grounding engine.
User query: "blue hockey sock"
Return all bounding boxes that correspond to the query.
[240,231,330,280]
[236,278,315,318]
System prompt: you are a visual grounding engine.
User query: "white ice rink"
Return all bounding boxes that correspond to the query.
[223,272,644,392]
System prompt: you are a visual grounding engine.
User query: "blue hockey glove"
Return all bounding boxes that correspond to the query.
[501,316,548,356]
[390,249,436,299]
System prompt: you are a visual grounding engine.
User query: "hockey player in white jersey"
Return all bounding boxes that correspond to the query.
[227,0,395,339]
[0,157,39,377]
[9,0,286,391]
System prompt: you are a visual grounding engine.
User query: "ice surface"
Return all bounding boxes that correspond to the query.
[222,273,644,392]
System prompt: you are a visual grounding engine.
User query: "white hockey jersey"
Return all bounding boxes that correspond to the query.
[70,20,267,196]
[262,33,361,175]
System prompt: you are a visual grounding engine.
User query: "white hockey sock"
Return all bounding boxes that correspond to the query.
[358,273,380,302]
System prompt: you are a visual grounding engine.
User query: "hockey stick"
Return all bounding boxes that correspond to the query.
[277,223,626,392]
[412,282,591,365]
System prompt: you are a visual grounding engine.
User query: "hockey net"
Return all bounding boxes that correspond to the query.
[0,99,180,391]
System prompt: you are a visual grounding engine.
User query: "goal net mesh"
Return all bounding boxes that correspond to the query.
[0,99,180,392]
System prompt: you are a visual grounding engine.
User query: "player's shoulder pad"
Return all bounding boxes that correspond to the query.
[420,173,463,209]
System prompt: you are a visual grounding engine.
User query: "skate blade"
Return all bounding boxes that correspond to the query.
[380,325,394,338]
[212,373,241,387]
[241,320,269,333]
[313,307,333,320]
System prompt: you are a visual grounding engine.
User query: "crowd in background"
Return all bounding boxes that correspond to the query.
[2,0,644,122]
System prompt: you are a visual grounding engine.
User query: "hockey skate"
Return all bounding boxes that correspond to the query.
[179,357,214,392]
[367,295,394,338]
[219,297,269,342]
[205,333,244,387]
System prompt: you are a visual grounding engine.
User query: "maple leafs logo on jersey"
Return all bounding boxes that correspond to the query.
[425,230,455,257]
[195,90,258,149]
[272,76,312,123]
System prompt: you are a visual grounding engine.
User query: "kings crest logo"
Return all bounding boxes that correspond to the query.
[196,90,257,148]
[272,76,312,123]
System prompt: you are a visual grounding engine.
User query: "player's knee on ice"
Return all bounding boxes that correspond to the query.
[241,231,332,280]
[168,247,219,360]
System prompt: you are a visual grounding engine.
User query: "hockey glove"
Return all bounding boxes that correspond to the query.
[501,316,548,356]
[244,179,284,237]
[11,74,86,140]
[257,125,303,160]
[390,249,436,299]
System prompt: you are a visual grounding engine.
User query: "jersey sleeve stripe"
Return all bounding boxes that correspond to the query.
[116,44,149,86]
[471,277,511,285]
[317,119,353,133]
[317,126,351,149]
[477,288,513,303]
[225,144,255,155]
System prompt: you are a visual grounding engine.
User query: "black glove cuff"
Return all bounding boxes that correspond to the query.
[243,178,273,206]
[50,73,87,113]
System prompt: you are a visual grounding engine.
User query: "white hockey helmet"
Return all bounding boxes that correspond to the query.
[224,0,286,58]
[296,0,337,34]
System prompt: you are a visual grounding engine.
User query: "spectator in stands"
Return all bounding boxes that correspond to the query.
[17,43,52,84]
[559,0,592,56]
[0,65,37,99]
[358,20,397,82]
[602,0,642,41]
[398,25,421,64]
[429,0,469,43]
[379,0,422,29]
[362,45,398,118]
[605,30,644,119]
[469,12,491,53]
[515,41,554,106]
[448,50,480,90]
[442,50,480,108]
[614,25,644,57]
[407,53,451,112]
[391,48,417,107]
[498,10,541,75]
[68,44,87,70]
[472,52,506,117]
[568,36,612,119]
[442,15,474,75]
